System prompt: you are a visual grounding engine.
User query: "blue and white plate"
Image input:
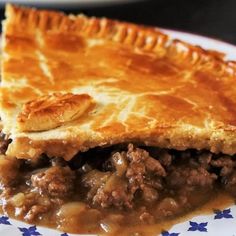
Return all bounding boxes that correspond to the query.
[1,30,236,236]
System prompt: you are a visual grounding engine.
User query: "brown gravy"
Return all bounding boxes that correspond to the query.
[113,192,234,236]
[0,192,234,236]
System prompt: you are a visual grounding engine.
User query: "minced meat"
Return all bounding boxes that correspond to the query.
[82,144,166,209]
[0,143,236,233]
[31,166,76,198]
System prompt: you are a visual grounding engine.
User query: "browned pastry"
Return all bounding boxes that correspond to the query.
[1,4,236,161]
[17,93,94,132]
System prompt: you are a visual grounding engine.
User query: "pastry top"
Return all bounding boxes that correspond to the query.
[17,93,94,132]
[2,4,236,160]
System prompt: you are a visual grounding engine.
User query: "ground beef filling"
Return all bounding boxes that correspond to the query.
[0,142,236,234]
[31,166,76,198]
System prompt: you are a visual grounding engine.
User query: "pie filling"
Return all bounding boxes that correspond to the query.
[0,134,235,234]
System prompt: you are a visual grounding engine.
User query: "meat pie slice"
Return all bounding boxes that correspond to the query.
[1,4,236,236]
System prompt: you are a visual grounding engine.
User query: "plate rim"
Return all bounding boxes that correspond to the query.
[0,0,141,7]
[160,27,236,60]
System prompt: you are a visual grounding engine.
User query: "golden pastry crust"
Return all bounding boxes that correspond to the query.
[17,93,93,132]
[2,4,236,160]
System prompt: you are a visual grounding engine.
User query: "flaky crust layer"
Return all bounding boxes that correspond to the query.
[17,93,94,132]
[2,4,236,160]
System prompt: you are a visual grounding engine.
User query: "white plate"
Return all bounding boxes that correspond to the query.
[1,30,236,236]
[162,28,236,60]
[0,0,141,8]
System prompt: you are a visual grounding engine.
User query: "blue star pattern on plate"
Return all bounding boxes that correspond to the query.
[0,205,236,236]
[162,230,180,236]
[214,208,233,219]
[18,225,41,236]
[0,216,11,225]
[188,221,208,232]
